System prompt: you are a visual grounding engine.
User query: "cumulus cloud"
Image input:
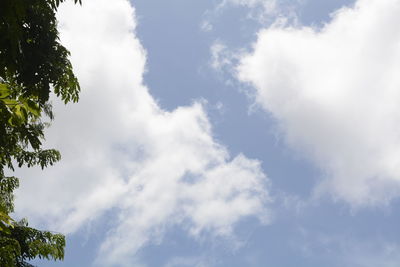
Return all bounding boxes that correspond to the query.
[13,0,270,265]
[237,0,400,206]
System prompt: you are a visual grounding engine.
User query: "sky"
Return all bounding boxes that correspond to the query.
[11,0,400,266]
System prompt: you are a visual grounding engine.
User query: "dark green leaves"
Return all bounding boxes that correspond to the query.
[0,220,66,267]
[0,0,81,104]
[0,0,82,265]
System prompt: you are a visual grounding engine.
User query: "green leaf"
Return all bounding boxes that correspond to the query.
[1,98,18,106]
[13,105,26,122]
[0,212,14,231]
[25,99,41,117]
[0,84,11,98]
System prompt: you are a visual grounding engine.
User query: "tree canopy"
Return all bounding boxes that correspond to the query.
[0,0,81,266]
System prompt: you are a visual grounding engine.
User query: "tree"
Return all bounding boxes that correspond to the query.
[0,0,81,265]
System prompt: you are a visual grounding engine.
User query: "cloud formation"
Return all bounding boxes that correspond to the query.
[214,0,300,23]
[237,0,400,206]
[14,0,270,265]
[218,0,277,13]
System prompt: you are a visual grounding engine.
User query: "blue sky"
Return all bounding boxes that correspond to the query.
[13,0,400,266]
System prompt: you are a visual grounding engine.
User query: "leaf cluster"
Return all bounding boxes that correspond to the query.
[0,0,81,104]
[0,173,65,267]
[0,0,82,265]
[0,83,60,172]
[0,219,65,267]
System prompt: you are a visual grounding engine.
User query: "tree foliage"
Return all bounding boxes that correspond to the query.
[0,0,81,265]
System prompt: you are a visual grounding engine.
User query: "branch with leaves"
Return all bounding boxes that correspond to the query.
[0,0,82,265]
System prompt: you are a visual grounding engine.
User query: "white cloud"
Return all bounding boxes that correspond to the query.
[200,0,277,32]
[13,0,270,265]
[218,0,277,13]
[237,0,400,206]
[200,20,213,32]
[210,41,232,71]
[213,0,300,24]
